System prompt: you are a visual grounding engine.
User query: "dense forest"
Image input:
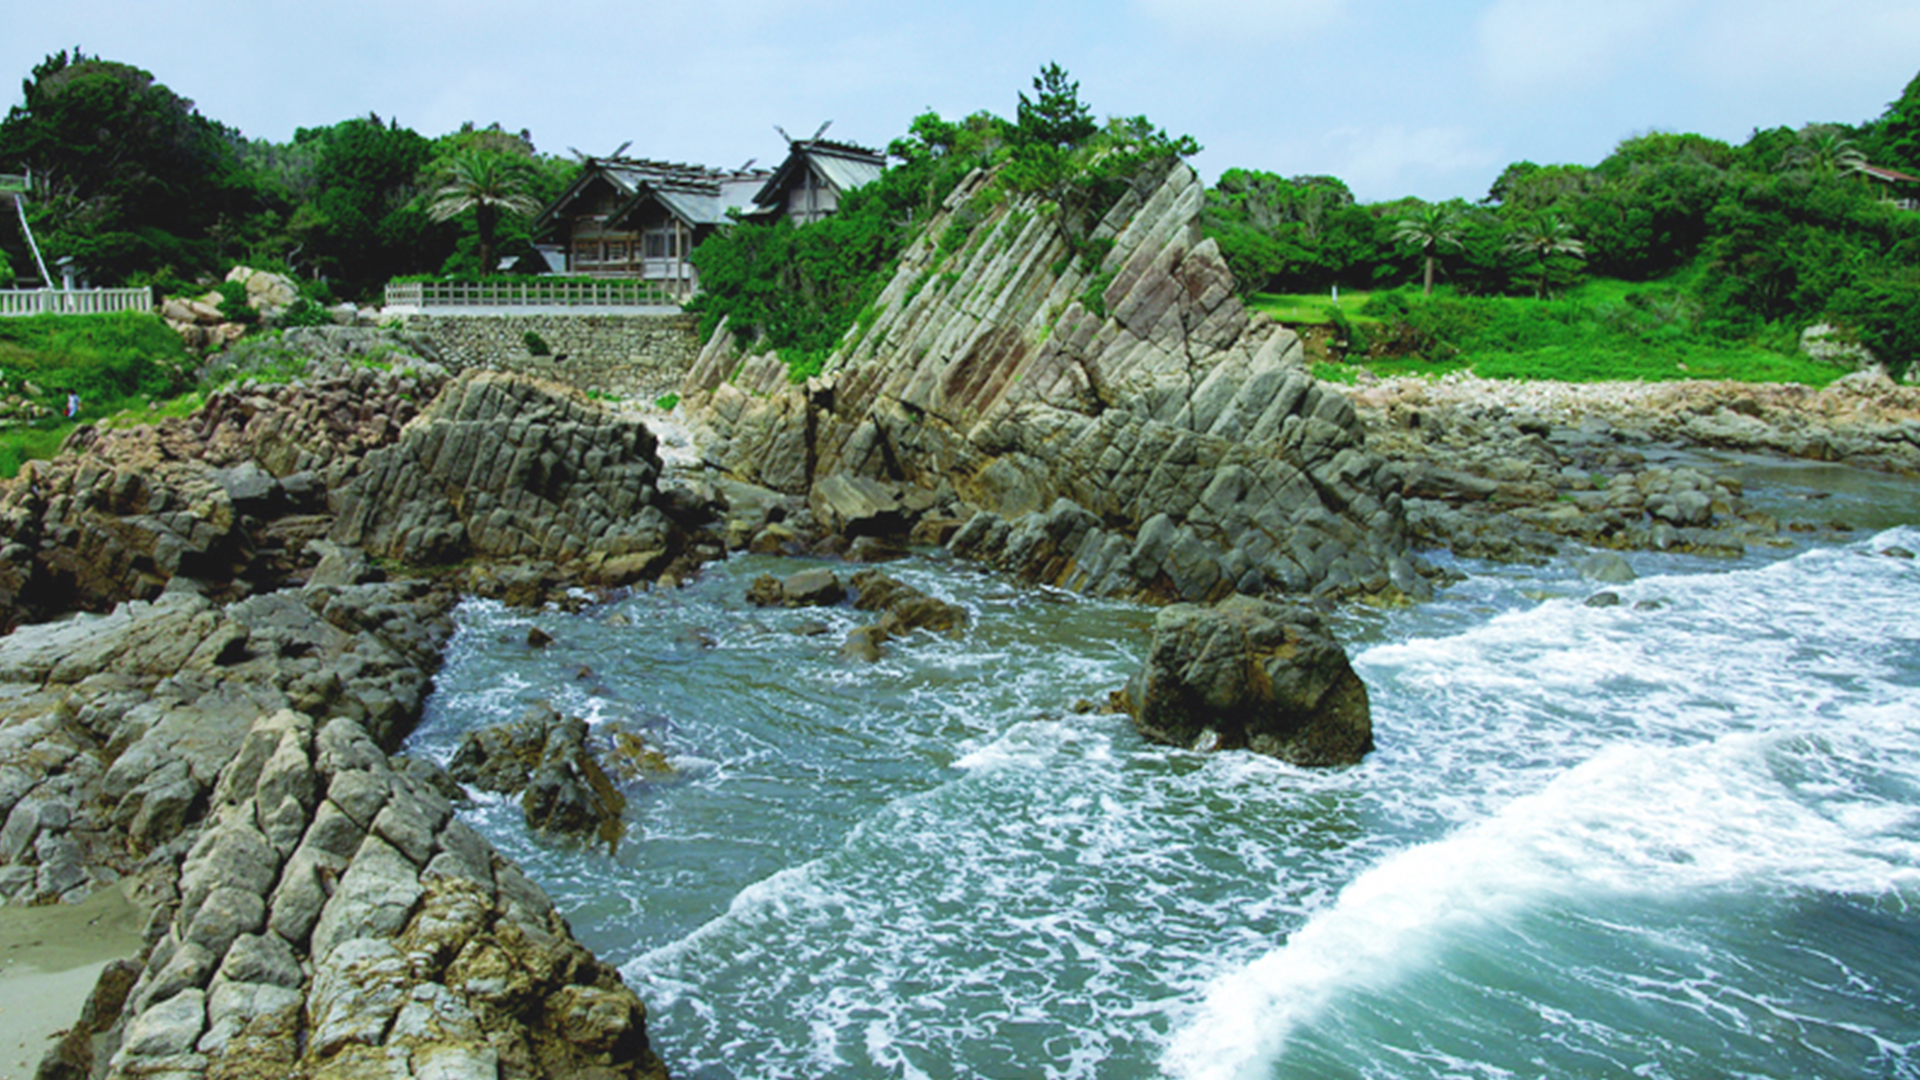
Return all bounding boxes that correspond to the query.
[0,50,576,302]
[1202,75,1920,376]
[1,49,1916,376]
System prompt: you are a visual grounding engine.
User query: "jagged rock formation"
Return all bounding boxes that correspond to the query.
[1121,594,1373,766]
[0,577,662,1080]
[682,159,1415,602]
[0,339,690,1079]
[332,371,678,584]
[113,704,663,1079]
[0,360,442,633]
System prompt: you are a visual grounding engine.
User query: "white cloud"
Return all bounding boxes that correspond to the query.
[1318,125,1499,202]
[1475,0,1680,93]
[1684,0,1920,103]
[1132,0,1349,41]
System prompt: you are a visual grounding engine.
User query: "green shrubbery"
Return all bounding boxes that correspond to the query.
[1314,282,1844,384]
[688,65,1197,383]
[0,312,193,405]
[1209,73,1920,379]
[0,312,198,476]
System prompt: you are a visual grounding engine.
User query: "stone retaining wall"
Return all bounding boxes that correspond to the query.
[406,314,701,401]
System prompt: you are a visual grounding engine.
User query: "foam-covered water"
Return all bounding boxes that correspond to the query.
[411,518,1920,1079]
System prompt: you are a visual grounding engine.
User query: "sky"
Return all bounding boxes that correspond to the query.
[8,0,1920,203]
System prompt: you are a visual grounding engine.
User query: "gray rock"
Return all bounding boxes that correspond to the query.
[808,474,909,537]
[117,989,206,1059]
[1577,552,1637,584]
[183,886,267,958]
[780,567,847,607]
[413,1045,503,1080]
[1124,595,1372,766]
[306,938,408,1056]
[309,837,423,962]
[217,933,304,989]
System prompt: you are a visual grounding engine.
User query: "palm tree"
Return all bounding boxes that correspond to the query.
[1779,126,1868,177]
[1504,212,1586,299]
[1391,203,1466,296]
[426,150,541,274]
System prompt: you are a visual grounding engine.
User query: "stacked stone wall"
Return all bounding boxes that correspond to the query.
[406,314,701,400]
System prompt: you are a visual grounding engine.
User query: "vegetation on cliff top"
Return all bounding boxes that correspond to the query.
[0,311,195,475]
[686,63,1198,383]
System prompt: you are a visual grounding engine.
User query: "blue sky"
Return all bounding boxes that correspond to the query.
[10,0,1920,202]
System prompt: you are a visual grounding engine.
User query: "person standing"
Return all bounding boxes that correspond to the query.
[65,391,79,419]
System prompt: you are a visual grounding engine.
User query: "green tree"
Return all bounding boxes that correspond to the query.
[1484,161,1595,212]
[1392,202,1467,295]
[1014,62,1096,151]
[425,149,539,274]
[1829,275,1920,379]
[292,114,443,298]
[1779,125,1867,176]
[1580,132,1734,278]
[1868,69,1920,171]
[1505,211,1587,298]
[0,50,266,282]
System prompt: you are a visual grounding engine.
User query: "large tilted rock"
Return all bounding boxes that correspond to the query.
[1122,594,1372,766]
[331,371,678,583]
[682,158,1412,603]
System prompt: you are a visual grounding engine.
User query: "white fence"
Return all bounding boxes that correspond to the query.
[0,288,153,317]
[385,279,676,311]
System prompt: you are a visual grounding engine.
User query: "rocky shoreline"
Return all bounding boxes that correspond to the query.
[1346,369,1919,565]
[0,325,1912,1075]
[0,355,686,1079]
[3,153,1917,1077]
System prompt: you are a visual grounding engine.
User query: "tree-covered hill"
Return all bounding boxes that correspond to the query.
[0,50,576,301]
[1202,69,1920,377]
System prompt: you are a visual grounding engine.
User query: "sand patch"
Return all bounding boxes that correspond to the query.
[0,881,148,1079]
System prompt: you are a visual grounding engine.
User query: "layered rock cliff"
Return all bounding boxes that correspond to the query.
[682,159,1417,601]
[0,353,681,1080]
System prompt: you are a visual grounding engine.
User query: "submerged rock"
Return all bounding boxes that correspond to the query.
[447,703,627,848]
[838,569,970,662]
[1122,595,1372,766]
[746,567,846,608]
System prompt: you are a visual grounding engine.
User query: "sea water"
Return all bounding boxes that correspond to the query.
[408,469,1920,1079]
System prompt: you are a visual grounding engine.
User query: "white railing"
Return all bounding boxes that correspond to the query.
[384,279,677,310]
[0,287,153,317]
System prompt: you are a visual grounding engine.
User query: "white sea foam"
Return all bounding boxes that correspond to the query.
[421,532,1920,1078]
[1165,532,1920,1080]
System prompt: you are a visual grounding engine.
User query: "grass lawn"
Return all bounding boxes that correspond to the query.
[1247,290,1386,326]
[1268,277,1847,388]
[0,311,199,477]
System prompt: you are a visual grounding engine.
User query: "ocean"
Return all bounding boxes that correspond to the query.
[406,456,1920,1079]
